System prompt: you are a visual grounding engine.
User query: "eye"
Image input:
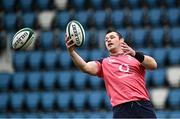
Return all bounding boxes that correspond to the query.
[110,35,115,39]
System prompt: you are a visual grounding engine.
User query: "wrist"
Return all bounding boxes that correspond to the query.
[134,52,145,63]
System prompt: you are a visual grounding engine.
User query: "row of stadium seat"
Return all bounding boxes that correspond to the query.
[0,71,104,91]
[1,0,178,12]
[0,67,180,92]
[12,48,180,71]
[0,111,180,118]
[2,8,179,30]
[0,88,180,112]
[0,91,111,112]
[4,27,180,50]
[0,112,112,119]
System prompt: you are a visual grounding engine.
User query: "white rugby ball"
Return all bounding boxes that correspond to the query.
[66,20,85,47]
[12,28,35,50]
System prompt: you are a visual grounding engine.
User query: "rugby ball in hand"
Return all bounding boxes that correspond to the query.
[66,20,85,47]
[12,28,35,50]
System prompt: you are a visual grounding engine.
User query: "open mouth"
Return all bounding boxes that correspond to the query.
[108,43,113,47]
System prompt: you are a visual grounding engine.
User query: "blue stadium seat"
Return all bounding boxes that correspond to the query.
[39,112,55,119]
[22,12,36,28]
[167,89,180,109]
[71,112,86,118]
[27,72,42,91]
[75,11,89,29]
[10,93,25,111]
[149,8,162,26]
[130,9,143,27]
[145,0,157,8]
[12,72,26,91]
[94,11,107,29]
[4,13,17,30]
[170,27,180,47]
[90,0,103,10]
[88,76,102,89]
[88,91,103,110]
[57,31,66,50]
[41,92,55,111]
[152,48,167,67]
[59,51,71,69]
[13,52,27,71]
[111,10,124,28]
[2,0,15,11]
[168,48,180,65]
[42,72,56,90]
[57,71,72,90]
[103,91,112,110]
[87,112,103,119]
[136,48,152,56]
[57,92,71,111]
[72,91,87,111]
[145,71,151,86]
[40,31,54,50]
[77,50,89,61]
[71,0,85,10]
[117,29,128,39]
[85,30,91,46]
[132,28,147,48]
[55,112,70,118]
[109,0,120,10]
[102,112,112,118]
[156,110,169,118]
[0,114,7,118]
[169,111,180,118]
[0,73,11,91]
[57,11,71,29]
[0,93,9,112]
[89,49,103,60]
[165,0,176,7]
[44,51,57,70]
[167,8,179,26]
[25,92,40,111]
[19,0,33,12]
[97,30,106,47]
[151,68,166,86]
[8,113,24,118]
[151,28,164,47]
[28,51,43,70]
[36,0,50,10]
[24,113,39,118]
[87,30,100,49]
[73,71,87,90]
[128,0,139,8]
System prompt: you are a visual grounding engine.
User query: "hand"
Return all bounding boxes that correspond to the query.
[120,42,135,56]
[65,34,76,52]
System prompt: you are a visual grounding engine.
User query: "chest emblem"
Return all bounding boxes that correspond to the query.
[118,64,129,73]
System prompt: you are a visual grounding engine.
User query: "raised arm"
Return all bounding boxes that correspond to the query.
[65,35,99,75]
[121,42,157,70]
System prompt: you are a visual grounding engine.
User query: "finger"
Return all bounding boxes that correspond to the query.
[67,41,76,48]
[121,47,129,51]
[124,51,131,55]
[67,39,74,45]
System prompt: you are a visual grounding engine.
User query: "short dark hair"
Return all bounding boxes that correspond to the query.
[106,28,123,39]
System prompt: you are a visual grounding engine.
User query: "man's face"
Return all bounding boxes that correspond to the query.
[105,32,123,53]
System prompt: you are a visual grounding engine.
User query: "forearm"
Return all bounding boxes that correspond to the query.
[69,50,87,71]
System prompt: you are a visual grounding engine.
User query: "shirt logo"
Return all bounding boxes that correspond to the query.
[118,64,129,72]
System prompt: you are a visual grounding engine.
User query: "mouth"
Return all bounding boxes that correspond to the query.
[108,43,113,47]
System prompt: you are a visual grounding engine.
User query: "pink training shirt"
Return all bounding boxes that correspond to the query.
[95,53,150,107]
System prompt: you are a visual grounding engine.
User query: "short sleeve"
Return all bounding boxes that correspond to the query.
[95,59,103,77]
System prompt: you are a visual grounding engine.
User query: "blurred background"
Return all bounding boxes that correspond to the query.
[0,0,180,118]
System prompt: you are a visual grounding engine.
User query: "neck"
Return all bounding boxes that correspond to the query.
[109,49,124,56]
